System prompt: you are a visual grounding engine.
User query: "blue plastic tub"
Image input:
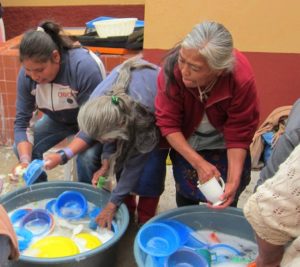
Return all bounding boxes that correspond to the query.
[86,16,144,29]
[134,205,257,267]
[0,181,129,267]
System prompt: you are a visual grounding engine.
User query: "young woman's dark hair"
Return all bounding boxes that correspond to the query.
[19,20,75,63]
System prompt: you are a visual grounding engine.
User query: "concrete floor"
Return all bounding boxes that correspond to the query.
[0,145,259,266]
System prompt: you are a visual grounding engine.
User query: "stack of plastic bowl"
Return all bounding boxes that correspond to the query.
[135,206,257,267]
[137,220,210,267]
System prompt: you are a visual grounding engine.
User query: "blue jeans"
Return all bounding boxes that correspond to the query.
[14,115,102,183]
[133,148,169,196]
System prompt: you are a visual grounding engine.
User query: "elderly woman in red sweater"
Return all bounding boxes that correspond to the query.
[155,21,259,208]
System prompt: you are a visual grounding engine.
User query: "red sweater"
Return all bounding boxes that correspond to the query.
[155,50,260,149]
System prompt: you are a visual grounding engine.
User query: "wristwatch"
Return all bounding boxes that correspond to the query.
[56,150,68,165]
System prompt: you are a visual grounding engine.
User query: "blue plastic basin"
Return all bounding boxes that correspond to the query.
[0,181,129,267]
[134,205,257,267]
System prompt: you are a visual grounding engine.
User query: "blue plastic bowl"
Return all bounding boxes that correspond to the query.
[23,159,44,186]
[45,199,56,214]
[159,219,190,246]
[10,208,32,227]
[15,227,33,251]
[165,247,209,267]
[137,222,180,257]
[20,209,54,237]
[55,190,88,220]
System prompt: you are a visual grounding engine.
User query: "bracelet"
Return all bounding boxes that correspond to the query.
[19,154,31,164]
[62,147,74,160]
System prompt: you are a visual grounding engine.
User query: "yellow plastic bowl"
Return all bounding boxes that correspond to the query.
[29,236,79,258]
[75,233,102,250]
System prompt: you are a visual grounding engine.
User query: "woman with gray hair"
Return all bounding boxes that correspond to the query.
[63,57,168,228]
[155,21,260,208]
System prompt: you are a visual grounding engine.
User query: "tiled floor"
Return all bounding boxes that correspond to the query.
[0,145,259,266]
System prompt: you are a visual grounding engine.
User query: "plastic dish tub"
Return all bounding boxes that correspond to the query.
[0,181,129,267]
[86,16,144,29]
[134,205,257,267]
[93,18,137,38]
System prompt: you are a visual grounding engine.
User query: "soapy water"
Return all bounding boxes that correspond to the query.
[194,230,257,266]
[9,198,114,257]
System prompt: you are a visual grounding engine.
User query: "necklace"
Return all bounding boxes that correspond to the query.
[197,77,218,102]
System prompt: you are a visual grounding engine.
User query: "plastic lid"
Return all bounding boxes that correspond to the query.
[55,190,88,220]
[20,209,55,237]
[23,159,44,186]
[74,233,102,250]
[28,236,79,258]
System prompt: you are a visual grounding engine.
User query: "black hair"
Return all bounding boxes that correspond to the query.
[19,20,75,63]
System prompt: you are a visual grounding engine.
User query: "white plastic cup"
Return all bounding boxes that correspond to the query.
[197,177,226,206]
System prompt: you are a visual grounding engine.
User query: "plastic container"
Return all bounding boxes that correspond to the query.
[134,206,257,267]
[45,199,56,214]
[28,236,79,258]
[20,209,55,237]
[165,247,209,267]
[0,181,129,267]
[158,219,190,246]
[23,159,45,186]
[15,227,33,251]
[137,222,180,257]
[55,190,88,220]
[86,16,144,29]
[10,208,32,227]
[93,18,137,38]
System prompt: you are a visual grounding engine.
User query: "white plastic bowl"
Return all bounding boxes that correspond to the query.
[93,18,137,38]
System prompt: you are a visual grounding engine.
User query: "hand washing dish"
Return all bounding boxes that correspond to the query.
[23,159,45,186]
[93,18,137,38]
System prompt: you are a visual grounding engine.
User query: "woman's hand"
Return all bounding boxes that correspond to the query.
[195,158,221,183]
[206,179,239,209]
[43,153,62,170]
[92,159,109,187]
[95,202,117,230]
[11,162,29,181]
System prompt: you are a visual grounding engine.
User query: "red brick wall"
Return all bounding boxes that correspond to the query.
[2,5,144,40]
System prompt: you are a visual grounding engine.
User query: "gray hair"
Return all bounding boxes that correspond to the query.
[78,56,159,176]
[182,21,235,72]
